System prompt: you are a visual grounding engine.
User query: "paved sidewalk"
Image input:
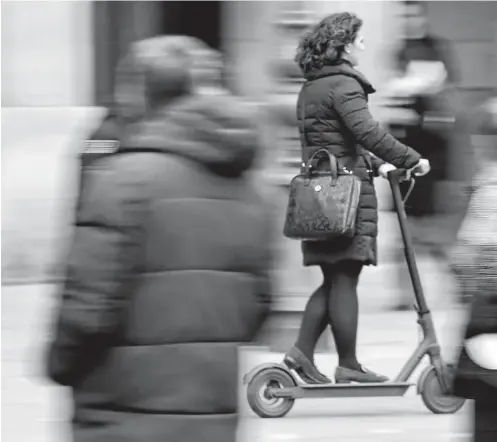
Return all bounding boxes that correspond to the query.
[2,283,468,442]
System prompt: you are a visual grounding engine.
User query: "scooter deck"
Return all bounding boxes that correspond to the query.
[271,382,413,399]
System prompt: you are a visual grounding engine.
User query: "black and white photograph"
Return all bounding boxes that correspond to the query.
[2,1,497,441]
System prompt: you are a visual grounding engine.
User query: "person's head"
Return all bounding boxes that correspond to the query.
[295,12,364,75]
[402,1,429,39]
[114,35,224,127]
[471,97,497,164]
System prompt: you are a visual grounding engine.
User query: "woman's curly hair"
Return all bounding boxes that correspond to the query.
[295,12,363,75]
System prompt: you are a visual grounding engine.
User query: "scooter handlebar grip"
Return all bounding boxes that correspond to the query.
[387,168,409,182]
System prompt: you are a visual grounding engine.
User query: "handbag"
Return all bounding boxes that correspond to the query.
[283,94,362,241]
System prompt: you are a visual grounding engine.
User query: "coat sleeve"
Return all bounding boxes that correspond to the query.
[331,77,421,169]
[368,153,385,177]
[46,160,146,386]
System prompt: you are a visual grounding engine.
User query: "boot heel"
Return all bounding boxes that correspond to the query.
[283,356,299,371]
[336,379,351,384]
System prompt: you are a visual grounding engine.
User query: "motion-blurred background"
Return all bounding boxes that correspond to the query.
[2,1,497,441]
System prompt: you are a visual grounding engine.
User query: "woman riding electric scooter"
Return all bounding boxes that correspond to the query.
[282,12,431,385]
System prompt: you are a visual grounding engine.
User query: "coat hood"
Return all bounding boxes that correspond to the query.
[114,36,260,177]
[119,93,260,177]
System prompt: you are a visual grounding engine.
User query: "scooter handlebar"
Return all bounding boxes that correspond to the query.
[387,168,413,183]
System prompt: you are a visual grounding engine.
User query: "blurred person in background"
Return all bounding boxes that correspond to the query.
[283,12,429,385]
[392,0,459,97]
[451,96,497,442]
[385,0,464,310]
[46,35,273,442]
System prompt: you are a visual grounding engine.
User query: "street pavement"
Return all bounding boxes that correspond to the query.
[2,284,471,442]
[238,346,472,442]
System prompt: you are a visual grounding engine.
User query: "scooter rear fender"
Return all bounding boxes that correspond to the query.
[242,363,293,385]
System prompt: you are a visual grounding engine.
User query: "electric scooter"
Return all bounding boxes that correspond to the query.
[242,169,466,418]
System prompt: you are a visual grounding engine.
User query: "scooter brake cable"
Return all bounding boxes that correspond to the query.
[402,178,416,205]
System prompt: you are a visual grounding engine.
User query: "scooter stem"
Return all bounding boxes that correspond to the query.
[387,171,430,315]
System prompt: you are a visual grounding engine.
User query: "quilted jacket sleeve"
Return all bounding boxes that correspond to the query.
[368,154,386,177]
[47,158,146,386]
[331,76,421,169]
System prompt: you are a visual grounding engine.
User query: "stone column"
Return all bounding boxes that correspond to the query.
[2,1,102,283]
[2,0,94,106]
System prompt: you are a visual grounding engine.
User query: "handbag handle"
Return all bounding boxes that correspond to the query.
[304,148,339,178]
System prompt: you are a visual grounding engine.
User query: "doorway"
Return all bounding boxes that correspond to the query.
[162,1,222,51]
[93,1,223,106]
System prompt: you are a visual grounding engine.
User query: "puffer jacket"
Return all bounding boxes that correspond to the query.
[298,60,421,266]
[46,36,273,442]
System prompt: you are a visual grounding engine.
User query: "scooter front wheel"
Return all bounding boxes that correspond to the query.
[419,365,466,414]
[247,367,296,418]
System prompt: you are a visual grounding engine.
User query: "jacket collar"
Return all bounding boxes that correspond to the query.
[305,60,376,95]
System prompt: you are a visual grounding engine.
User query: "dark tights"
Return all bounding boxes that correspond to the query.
[295,260,363,370]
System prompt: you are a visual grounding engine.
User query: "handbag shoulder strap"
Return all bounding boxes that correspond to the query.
[299,89,309,165]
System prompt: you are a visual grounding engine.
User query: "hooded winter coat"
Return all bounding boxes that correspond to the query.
[47,36,273,442]
[298,60,421,266]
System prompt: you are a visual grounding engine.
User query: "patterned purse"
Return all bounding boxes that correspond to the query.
[283,96,362,241]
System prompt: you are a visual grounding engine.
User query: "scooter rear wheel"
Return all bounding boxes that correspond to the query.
[247,367,296,418]
[419,365,466,414]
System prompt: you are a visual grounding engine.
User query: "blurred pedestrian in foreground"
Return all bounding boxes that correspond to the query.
[385,0,464,310]
[46,35,273,442]
[451,97,497,442]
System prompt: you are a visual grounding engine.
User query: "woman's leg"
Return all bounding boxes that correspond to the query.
[294,280,330,361]
[324,260,389,382]
[324,261,362,370]
[284,269,333,384]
